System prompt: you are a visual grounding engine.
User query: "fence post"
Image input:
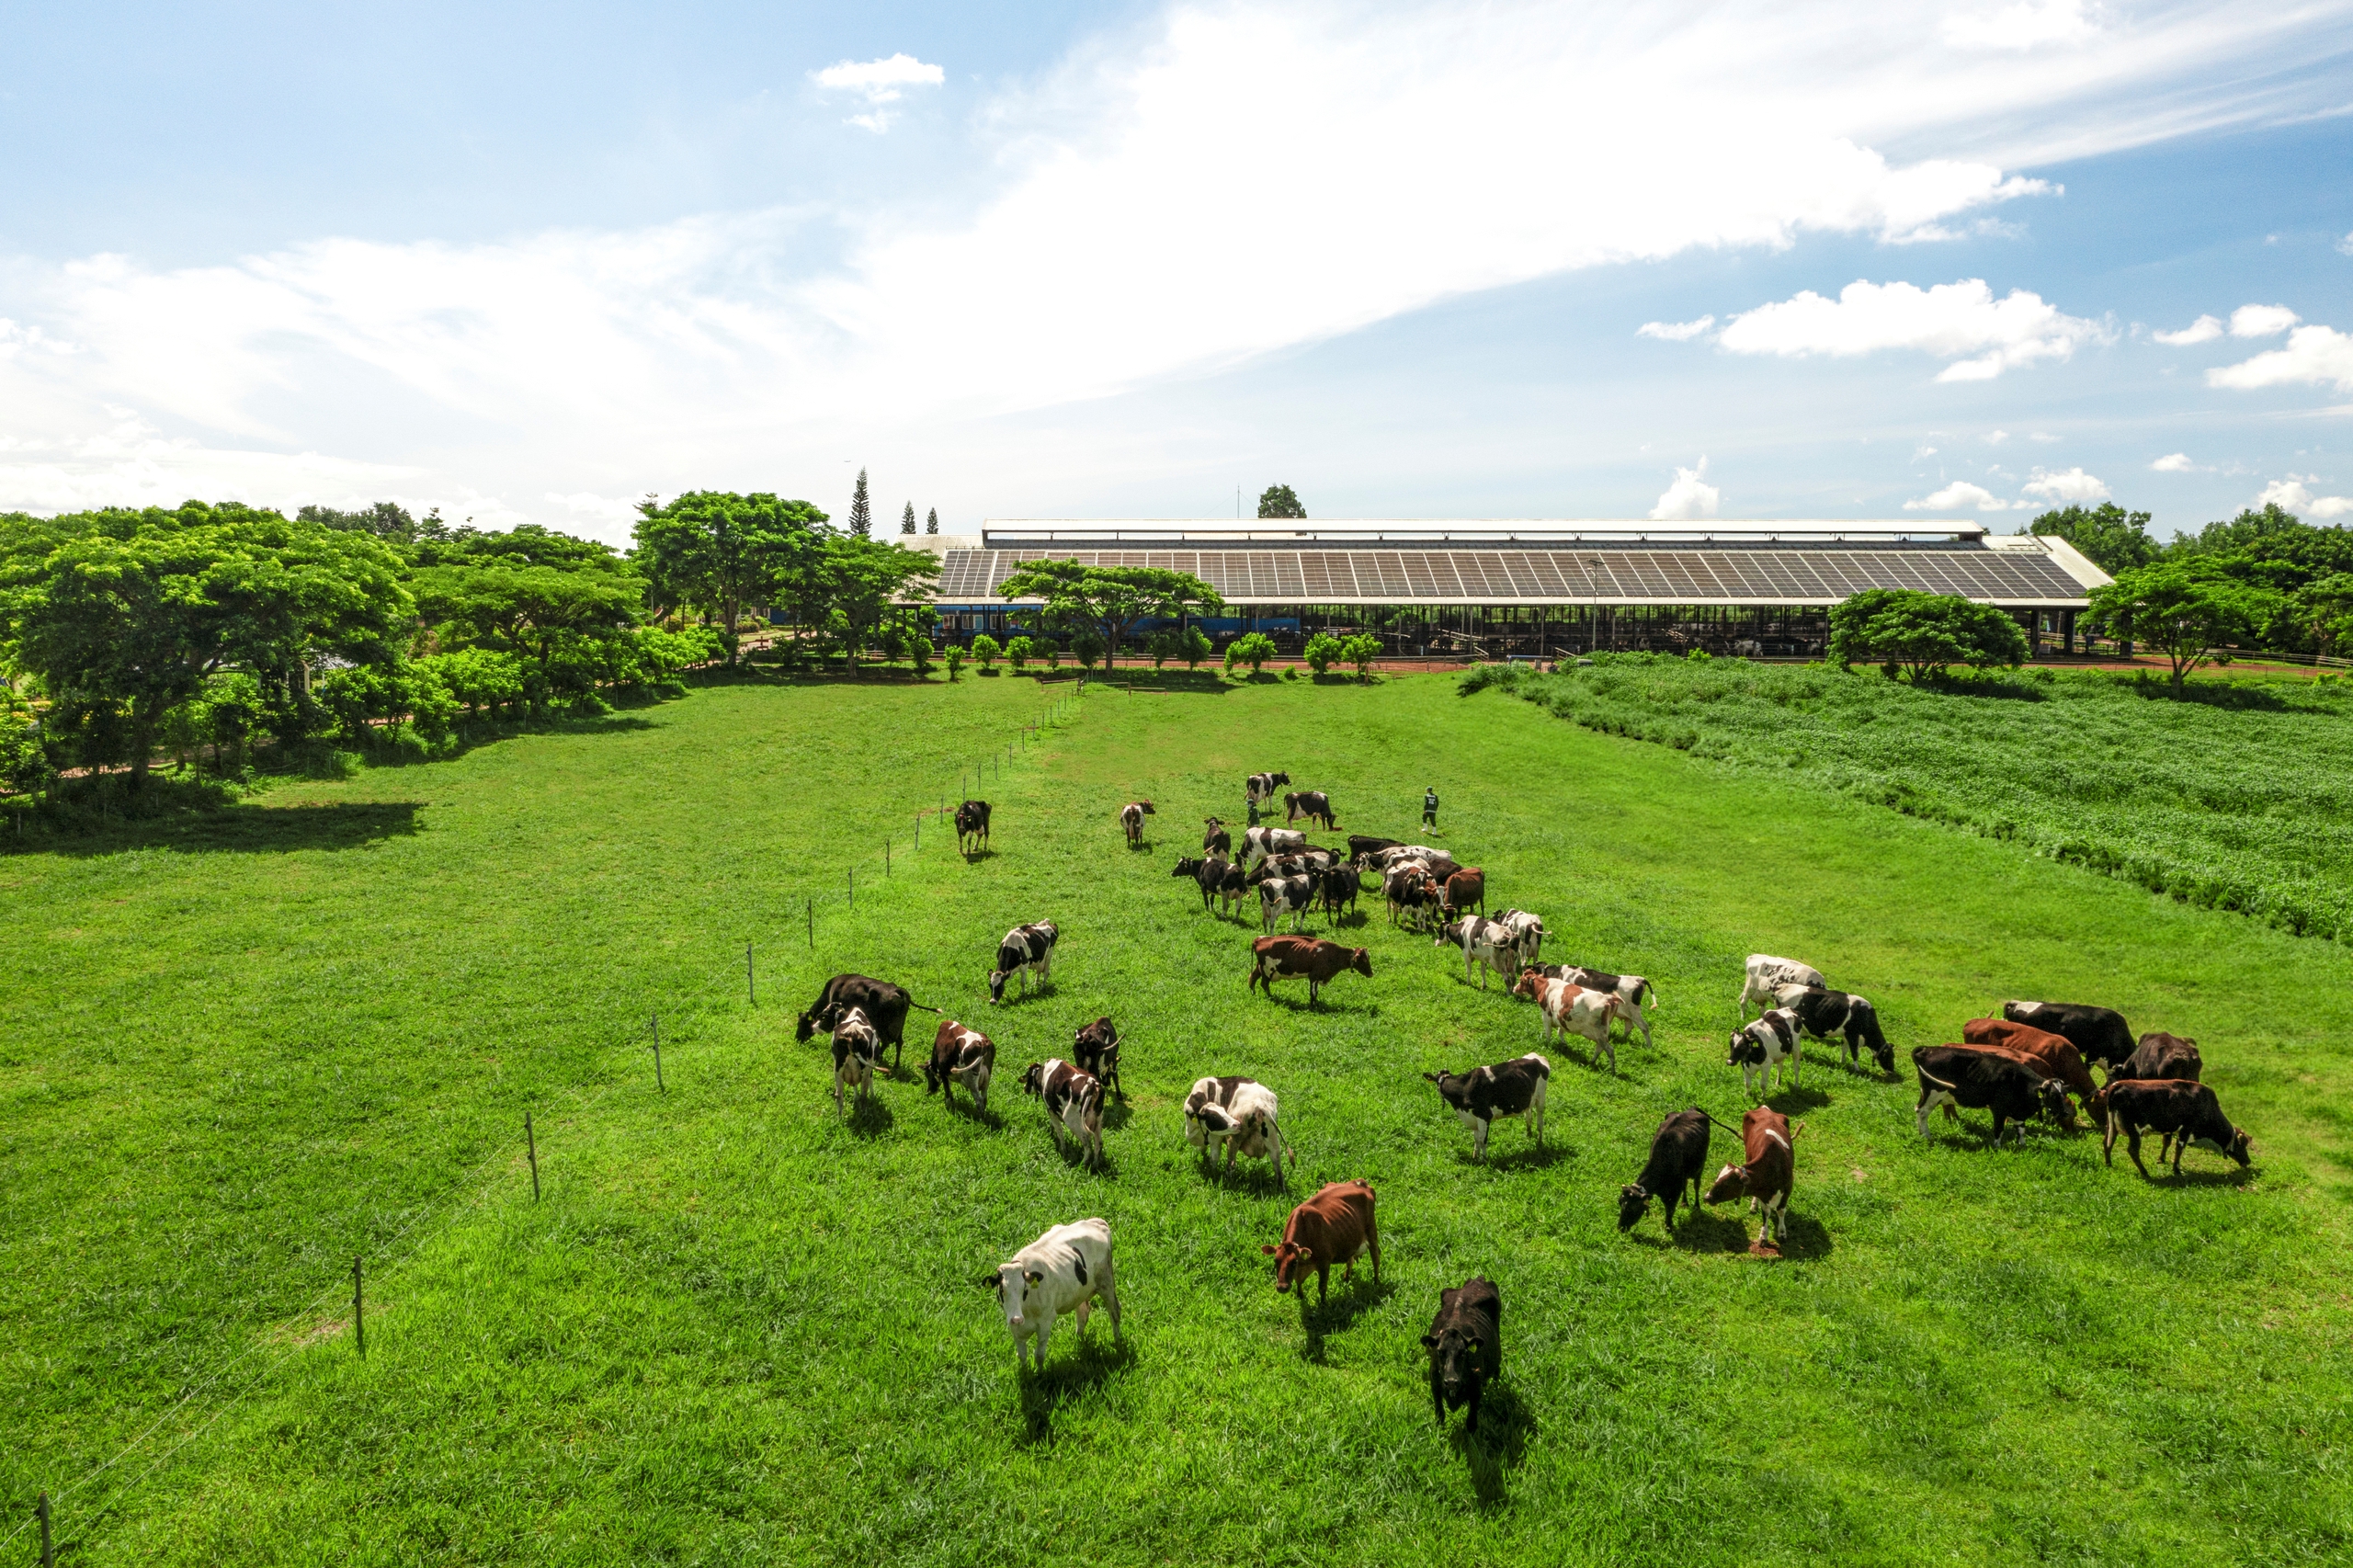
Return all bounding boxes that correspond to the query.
[807,898,814,949]
[526,1110,540,1201]
[651,1014,664,1093]
[847,869,854,908]
[352,1256,365,1358]
[37,1491,51,1568]
[914,812,919,852]
[746,943,756,1006]
[885,837,891,875]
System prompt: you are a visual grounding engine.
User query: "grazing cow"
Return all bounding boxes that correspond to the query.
[831,1006,881,1115]
[1243,824,1309,869]
[1776,985,1892,1074]
[1954,1042,2081,1132]
[1912,1045,2069,1145]
[1318,863,1362,919]
[955,799,991,854]
[1120,801,1155,846]
[2117,1031,2202,1085]
[796,973,924,1070]
[985,1217,1121,1372]
[2002,1000,2136,1074]
[1726,1009,1802,1101]
[1620,1108,1711,1233]
[1259,871,1320,934]
[924,1018,995,1113]
[1423,1278,1503,1436]
[1262,1179,1379,1306]
[1436,915,1521,989]
[1493,908,1547,966]
[2098,1078,2252,1177]
[1072,1016,1123,1096]
[1183,1075,1286,1184]
[1740,954,1826,1019]
[1536,965,1657,1048]
[1511,972,1635,1074]
[1961,1017,2099,1109]
[1704,1106,1794,1252]
[988,920,1059,1004]
[1422,1053,1551,1162]
[1020,1059,1107,1168]
[1347,834,1405,863]
[1385,865,1442,931]
[1439,867,1487,919]
[1202,816,1233,856]
[1283,790,1337,829]
[1247,935,1372,1005]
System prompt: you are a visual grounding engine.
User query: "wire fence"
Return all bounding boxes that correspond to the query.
[6,683,1094,1558]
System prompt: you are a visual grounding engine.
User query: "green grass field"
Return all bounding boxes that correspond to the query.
[5,672,2350,1565]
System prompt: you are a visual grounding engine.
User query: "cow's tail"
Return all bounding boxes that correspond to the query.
[905,999,944,1015]
[1917,1068,1956,1091]
[1641,979,1660,1011]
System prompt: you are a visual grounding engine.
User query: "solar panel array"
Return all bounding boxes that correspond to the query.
[931,546,2088,605]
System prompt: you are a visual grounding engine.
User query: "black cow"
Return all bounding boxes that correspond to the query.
[1174,856,1226,913]
[2117,1031,2202,1084]
[1347,834,1404,865]
[989,921,1059,1003]
[797,974,922,1070]
[2003,1000,2135,1074]
[1913,1045,2069,1146]
[2099,1078,2252,1177]
[1202,817,1233,856]
[1284,790,1337,829]
[1072,1016,1122,1097]
[1318,863,1361,919]
[955,799,991,854]
[1619,1108,1711,1233]
[1422,1054,1551,1162]
[1777,985,1893,1074]
[1423,1277,1503,1436]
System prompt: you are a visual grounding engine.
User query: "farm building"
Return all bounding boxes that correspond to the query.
[921,518,2111,660]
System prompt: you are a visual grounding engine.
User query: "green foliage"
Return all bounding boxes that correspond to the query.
[2090,560,2285,693]
[413,562,643,696]
[0,704,50,793]
[1828,588,2028,680]
[945,644,965,681]
[993,560,1224,664]
[2290,574,2353,655]
[1069,630,1107,669]
[847,466,871,537]
[1180,625,1213,670]
[296,500,421,543]
[1222,631,1277,674]
[1143,629,1178,668]
[1005,635,1032,670]
[798,535,940,670]
[1256,483,1306,518]
[970,632,1002,669]
[630,493,823,667]
[926,506,938,535]
[1302,631,1343,674]
[2029,502,2158,574]
[1339,631,1381,681]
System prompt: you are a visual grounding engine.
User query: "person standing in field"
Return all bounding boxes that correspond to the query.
[1424,787,1439,830]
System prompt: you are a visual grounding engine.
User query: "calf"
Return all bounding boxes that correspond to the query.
[1494,908,1547,966]
[1072,1016,1122,1097]
[955,799,991,854]
[1727,1009,1802,1101]
[1183,1075,1286,1184]
[2098,1078,2253,1177]
[1424,1278,1503,1435]
[1020,1059,1107,1168]
[1620,1108,1711,1233]
[1961,1017,2099,1111]
[923,1018,995,1113]
[1740,954,1825,1019]
[1243,824,1308,868]
[985,1217,1120,1371]
[1247,935,1372,1005]
[1913,1044,2069,1145]
[1202,816,1232,856]
[2117,1031,2202,1085]
[1777,985,1892,1074]
[831,1006,881,1115]
[1437,915,1522,989]
[1259,871,1320,934]
[1539,964,1657,1048]
[1439,866,1486,919]
[1283,789,1337,829]
[1318,863,1361,919]
[1262,1179,1379,1306]
[1422,1053,1551,1162]
[988,920,1059,1003]
[1120,801,1155,846]
[2002,1000,2135,1075]
[1704,1106,1794,1252]
[1512,972,1634,1074]
[1385,865,1442,931]
[796,973,922,1070]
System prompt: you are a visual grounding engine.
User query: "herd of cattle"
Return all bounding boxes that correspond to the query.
[791,772,2260,1434]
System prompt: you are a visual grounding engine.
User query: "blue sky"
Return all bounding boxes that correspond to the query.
[2,0,2350,541]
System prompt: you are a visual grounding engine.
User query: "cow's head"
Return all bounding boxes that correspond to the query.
[1138,801,1156,814]
[1173,858,1202,878]
[2031,1077,2072,1127]
[1348,948,1372,978]
[988,970,1010,1004]
[988,1263,1048,1329]
[1434,919,1466,949]
[1260,1239,1313,1292]
[1727,1028,1764,1066]
[1422,1071,1468,1111]
[2215,1125,2255,1166]
[1617,1182,1653,1232]
[1019,1062,1047,1096]
[1511,972,1539,1002]
[1851,1002,1895,1074]
[1421,1321,1486,1409]
[794,1010,821,1042]
[1703,1163,1748,1205]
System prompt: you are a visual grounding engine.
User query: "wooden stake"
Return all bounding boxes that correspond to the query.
[37,1491,52,1568]
[746,943,756,1006]
[651,1014,664,1093]
[526,1111,540,1201]
[352,1256,365,1358]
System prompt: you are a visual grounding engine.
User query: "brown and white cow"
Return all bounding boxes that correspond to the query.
[1705,1106,1794,1254]
[1247,935,1371,1005]
[1020,1059,1107,1168]
[1262,1179,1379,1306]
[831,1006,881,1115]
[1119,801,1155,846]
[924,1018,995,1113]
[1072,1017,1122,1097]
[1510,971,1636,1074]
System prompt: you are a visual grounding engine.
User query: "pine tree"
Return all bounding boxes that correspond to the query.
[901,501,916,535]
[849,468,871,536]
[926,507,938,534]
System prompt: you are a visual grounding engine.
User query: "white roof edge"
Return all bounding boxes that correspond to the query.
[981,517,1984,540]
[2030,532,2115,590]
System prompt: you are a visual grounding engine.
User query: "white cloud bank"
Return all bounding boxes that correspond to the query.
[1904,481,2015,511]
[2254,477,2353,518]
[1941,0,2100,51]
[2019,465,2108,501]
[1715,278,2107,380]
[2210,324,2353,392]
[1637,315,1715,341]
[2229,303,2299,337]
[813,52,945,132]
[1648,457,1720,519]
[2151,451,2197,472]
[2154,314,2222,346]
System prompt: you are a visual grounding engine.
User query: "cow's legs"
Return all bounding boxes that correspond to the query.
[1472,1118,1489,1162]
[2126,1127,2151,1178]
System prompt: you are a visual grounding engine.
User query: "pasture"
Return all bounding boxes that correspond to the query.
[4,672,2350,1566]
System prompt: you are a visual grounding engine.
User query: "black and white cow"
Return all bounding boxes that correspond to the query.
[1740,954,1825,1019]
[1422,1053,1551,1162]
[1365,844,1461,881]
[1020,1059,1107,1168]
[985,1218,1120,1372]
[1535,964,1656,1047]
[1385,864,1442,931]
[796,973,924,1070]
[1283,790,1336,829]
[1259,871,1320,934]
[2001,1000,2136,1076]
[1072,1016,1122,1097]
[1183,1075,1286,1183]
[1727,1008,1802,1101]
[924,1018,995,1113]
[1619,1108,1711,1233]
[1120,801,1155,846]
[989,920,1058,1003]
[831,1006,881,1115]
[1913,1044,2069,1146]
[1772,984,1893,1074]
[1347,834,1405,863]
[1243,824,1308,869]
[1492,908,1546,967]
[1245,771,1291,820]
[1318,863,1361,919]
[955,799,992,854]
[1436,915,1522,989]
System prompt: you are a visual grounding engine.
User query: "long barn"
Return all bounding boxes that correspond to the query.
[922,518,2109,660]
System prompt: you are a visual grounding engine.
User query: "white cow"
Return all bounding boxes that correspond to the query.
[987,1218,1122,1371]
[1510,973,1637,1074]
[1183,1075,1287,1185]
[831,1006,880,1115]
[1436,916,1521,988]
[1243,824,1309,869]
[1493,908,1547,966]
[1367,844,1460,881]
[1740,954,1825,1019]
[1729,1008,1802,1101]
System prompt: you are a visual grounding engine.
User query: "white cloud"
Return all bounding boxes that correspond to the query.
[1904,481,2015,510]
[544,491,644,526]
[2151,451,2196,472]
[2154,313,2222,345]
[1648,457,1721,520]
[2019,464,2109,501]
[2029,430,2061,442]
[2255,477,2353,517]
[1985,428,2009,443]
[2209,324,2353,392]
[2339,231,2353,257]
[1913,443,1938,459]
[2229,302,2300,337]
[813,52,945,132]
[1717,278,2107,380]
[1637,314,1715,341]
[1942,1,2099,52]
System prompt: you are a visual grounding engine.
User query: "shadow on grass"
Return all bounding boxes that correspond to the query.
[845,1093,895,1138]
[1464,1140,1571,1173]
[1451,1382,1536,1508]
[941,1094,1003,1131]
[1016,1333,1137,1445]
[1191,1153,1290,1197]
[1101,1099,1136,1132]
[1631,1210,1749,1253]
[1776,1213,1835,1260]
[1299,1275,1393,1362]
[1764,1084,1833,1113]
[28,799,426,858]
[2121,676,2290,711]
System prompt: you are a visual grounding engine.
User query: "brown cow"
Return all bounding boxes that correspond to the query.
[1439,866,1486,919]
[1704,1106,1794,1255]
[1261,1179,1380,1305]
[1961,1018,2097,1118]
[1247,935,1372,1006]
[1953,1042,2081,1131]
[2117,1031,2202,1085]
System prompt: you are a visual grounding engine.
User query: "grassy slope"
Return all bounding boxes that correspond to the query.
[7,674,2351,1566]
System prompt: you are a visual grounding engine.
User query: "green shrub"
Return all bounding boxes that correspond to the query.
[1071,631,1106,670]
[1006,636,1033,671]
[972,633,1002,670]
[946,645,966,682]
[1303,632,1344,674]
[1339,631,1382,682]
[1181,627,1213,670]
[1223,631,1277,675]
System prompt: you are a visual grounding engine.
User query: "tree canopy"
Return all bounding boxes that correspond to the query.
[1828,589,2028,681]
[1257,484,1306,519]
[2090,560,2286,694]
[631,492,827,665]
[993,560,1224,662]
[2029,503,2158,574]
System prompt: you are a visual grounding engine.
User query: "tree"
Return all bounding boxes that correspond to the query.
[2290,574,2353,656]
[1340,631,1382,682]
[2090,561,2285,695]
[1302,631,1343,674]
[2028,503,2157,574]
[926,507,939,535]
[1006,635,1033,671]
[630,492,824,666]
[972,632,1002,670]
[1828,589,2029,681]
[1223,631,1277,675]
[412,562,643,694]
[848,468,872,537]
[901,501,916,535]
[1180,626,1212,670]
[298,501,420,543]
[991,560,1224,664]
[945,644,966,681]
[1070,630,1106,669]
[793,534,940,671]
[1258,484,1306,519]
